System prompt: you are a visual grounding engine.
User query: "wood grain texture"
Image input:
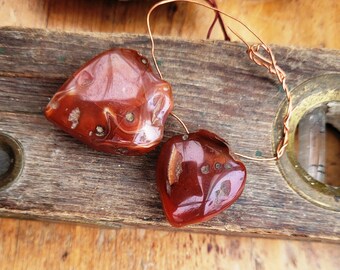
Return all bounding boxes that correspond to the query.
[0,0,339,49]
[0,1,339,269]
[0,27,339,241]
[0,217,339,270]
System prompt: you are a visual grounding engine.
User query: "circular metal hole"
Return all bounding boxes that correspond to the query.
[295,105,340,187]
[274,74,340,211]
[0,132,24,190]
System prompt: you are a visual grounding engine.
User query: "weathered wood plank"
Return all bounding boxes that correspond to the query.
[0,27,339,241]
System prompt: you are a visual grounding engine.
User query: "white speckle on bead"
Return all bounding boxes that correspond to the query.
[68,107,80,129]
[201,164,210,175]
[95,126,105,137]
[50,101,59,110]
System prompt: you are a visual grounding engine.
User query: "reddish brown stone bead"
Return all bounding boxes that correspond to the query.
[157,130,246,227]
[45,48,173,155]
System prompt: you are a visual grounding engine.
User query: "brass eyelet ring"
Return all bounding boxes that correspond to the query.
[274,74,340,211]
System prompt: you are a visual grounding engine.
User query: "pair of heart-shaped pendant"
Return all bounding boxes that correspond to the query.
[45,49,246,227]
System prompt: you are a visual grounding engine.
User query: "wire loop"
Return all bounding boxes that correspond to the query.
[147,0,292,161]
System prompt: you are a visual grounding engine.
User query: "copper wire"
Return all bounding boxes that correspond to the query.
[204,0,230,40]
[170,112,190,134]
[147,0,292,161]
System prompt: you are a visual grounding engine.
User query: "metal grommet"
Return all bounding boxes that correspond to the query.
[274,74,340,211]
[0,132,24,190]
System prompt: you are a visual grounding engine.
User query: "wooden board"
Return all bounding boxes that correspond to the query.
[0,27,339,241]
[1,217,340,270]
[1,1,339,269]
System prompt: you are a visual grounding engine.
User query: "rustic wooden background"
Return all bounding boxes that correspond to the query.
[0,0,339,269]
[0,27,339,236]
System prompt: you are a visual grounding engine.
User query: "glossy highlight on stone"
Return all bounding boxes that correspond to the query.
[45,48,173,155]
[156,130,246,227]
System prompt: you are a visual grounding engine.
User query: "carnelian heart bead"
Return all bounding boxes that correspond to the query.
[156,130,246,227]
[45,48,173,155]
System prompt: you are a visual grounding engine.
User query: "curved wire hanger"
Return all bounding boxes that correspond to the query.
[146,0,292,162]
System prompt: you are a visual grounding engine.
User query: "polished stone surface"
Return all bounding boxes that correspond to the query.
[157,130,246,227]
[45,48,173,155]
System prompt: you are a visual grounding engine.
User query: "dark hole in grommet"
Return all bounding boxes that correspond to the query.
[0,144,14,177]
[0,132,24,189]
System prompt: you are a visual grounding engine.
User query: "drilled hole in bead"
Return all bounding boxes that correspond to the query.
[0,133,24,189]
